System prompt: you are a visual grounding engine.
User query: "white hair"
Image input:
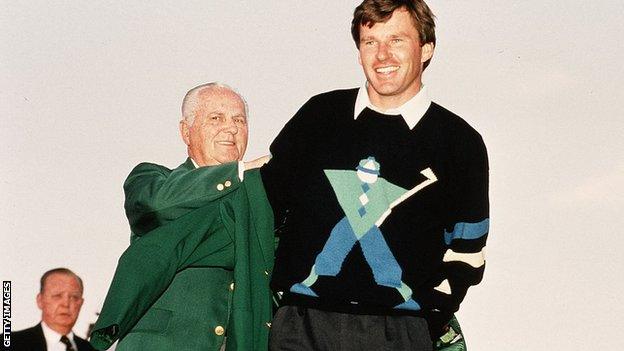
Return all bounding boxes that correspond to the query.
[181,82,249,126]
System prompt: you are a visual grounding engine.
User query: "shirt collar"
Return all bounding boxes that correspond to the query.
[190,157,199,168]
[353,82,432,129]
[41,321,76,350]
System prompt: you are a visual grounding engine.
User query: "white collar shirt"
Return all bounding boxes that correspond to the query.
[353,83,432,130]
[41,321,78,351]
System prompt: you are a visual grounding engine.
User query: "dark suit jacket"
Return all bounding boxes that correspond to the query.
[9,323,94,351]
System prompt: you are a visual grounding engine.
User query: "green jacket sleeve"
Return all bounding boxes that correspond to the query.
[90,201,236,350]
[124,159,242,235]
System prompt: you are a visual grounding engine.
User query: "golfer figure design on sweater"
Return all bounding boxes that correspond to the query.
[291,156,437,310]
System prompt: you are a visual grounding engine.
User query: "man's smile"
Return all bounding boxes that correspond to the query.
[375,65,400,74]
[216,140,236,146]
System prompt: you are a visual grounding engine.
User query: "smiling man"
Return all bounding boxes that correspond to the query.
[179,85,249,167]
[11,268,94,351]
[261,1,489,350]
[90,82,273,351]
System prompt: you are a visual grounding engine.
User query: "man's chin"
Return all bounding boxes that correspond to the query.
[55,316,77,324]
[215,153,241,164]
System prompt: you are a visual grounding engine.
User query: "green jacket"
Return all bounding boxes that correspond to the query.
[90,159,274,350]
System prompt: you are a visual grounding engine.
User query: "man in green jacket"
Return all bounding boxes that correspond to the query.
[90,83,273,350]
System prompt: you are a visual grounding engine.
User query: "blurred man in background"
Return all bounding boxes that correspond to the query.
[11,268,94,351]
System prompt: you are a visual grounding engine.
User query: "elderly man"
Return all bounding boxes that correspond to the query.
[90,83,274,351]
[261,0,488,350]
[11,268,94,351]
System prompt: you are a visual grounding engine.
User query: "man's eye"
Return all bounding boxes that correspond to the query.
[234,118,246,124]
[390,38,402,44]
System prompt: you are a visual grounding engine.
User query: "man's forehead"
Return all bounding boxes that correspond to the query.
[43,273,81,291]
[360,8,419,35]
[198,86,241,102]
[196,95,246,117]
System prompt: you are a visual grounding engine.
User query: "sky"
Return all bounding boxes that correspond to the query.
[2,1,623,350]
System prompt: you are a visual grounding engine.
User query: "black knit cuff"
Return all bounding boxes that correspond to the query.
[424,310,452,340]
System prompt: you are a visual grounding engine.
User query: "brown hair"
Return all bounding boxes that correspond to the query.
[351,0,436,69]
[40,267,84,294]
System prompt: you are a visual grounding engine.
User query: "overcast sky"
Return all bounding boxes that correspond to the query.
[2,1,623,350]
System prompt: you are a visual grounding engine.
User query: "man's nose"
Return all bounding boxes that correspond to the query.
[376,42,390,61]
[222,119,238,134]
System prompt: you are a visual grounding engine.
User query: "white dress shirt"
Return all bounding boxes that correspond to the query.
[353,83,432,130]
[41,321,78,351]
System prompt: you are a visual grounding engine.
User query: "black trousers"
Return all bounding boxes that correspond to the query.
[269,306,433,351]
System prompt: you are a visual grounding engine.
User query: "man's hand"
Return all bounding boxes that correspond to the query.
[433,315,466,350]
[244,155,271,170]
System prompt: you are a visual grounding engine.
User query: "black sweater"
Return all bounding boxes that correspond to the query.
[261,88,489,338]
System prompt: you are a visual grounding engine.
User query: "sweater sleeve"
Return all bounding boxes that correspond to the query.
[427,131,490,338]
[260,96,320,232]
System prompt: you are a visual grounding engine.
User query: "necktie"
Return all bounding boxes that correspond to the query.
[60,335,76,351]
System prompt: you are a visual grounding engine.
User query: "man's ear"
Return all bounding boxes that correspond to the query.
[421,42,434,63]
[180,120,191,146]
[36,293,43,310]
